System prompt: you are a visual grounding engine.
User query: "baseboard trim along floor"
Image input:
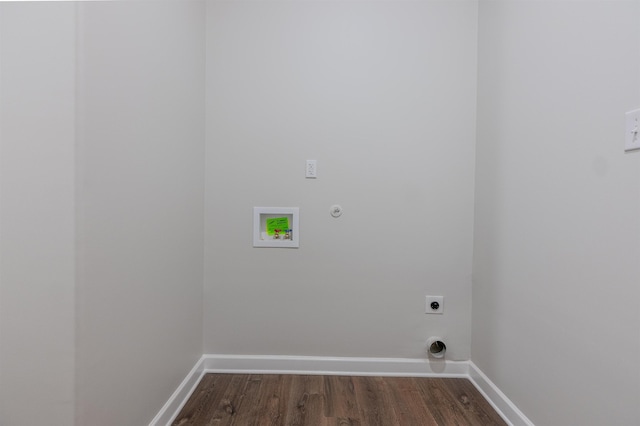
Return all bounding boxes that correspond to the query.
[468,361,535,426]
[149,354,534,426]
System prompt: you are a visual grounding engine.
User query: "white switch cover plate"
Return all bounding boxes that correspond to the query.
[425,296,444,314]
[625,109,640,151]
[306,160,317,178]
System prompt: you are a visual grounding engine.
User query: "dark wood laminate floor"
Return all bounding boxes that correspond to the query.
[172,374,507,425]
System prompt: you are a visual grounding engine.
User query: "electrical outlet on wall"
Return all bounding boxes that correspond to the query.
[425,296,444,314]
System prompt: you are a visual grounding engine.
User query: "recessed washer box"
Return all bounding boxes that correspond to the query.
[253,207,299,248]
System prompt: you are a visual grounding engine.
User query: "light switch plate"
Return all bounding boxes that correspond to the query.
[625,109,640,151]
[306,160,317,178]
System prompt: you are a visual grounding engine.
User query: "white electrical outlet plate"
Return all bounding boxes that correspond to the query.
[306,160,317,178]
[425,296,444,314]
[625,109,640,152]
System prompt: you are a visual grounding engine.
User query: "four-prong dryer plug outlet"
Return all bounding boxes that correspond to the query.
[425,296,444,314]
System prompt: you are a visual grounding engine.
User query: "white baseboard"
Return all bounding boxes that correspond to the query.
[468,361,535,426]
[149,355,206,426]
[150,354,533,426]
[201,354,470,377]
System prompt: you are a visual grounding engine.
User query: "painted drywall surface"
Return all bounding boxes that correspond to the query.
[0,3,76,425]
[473,1,640,425]
[204,1,478,360]
[75,2,205,425]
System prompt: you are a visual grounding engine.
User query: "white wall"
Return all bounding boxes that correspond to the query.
[204,0,478,360]
[473,1,640,425]
[74,2,206,425]
[0,4,77,425]
[5,1,639,425]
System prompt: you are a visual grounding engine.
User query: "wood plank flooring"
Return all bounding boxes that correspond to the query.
[172,374,507,426]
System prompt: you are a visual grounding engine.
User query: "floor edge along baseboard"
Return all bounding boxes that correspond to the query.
[148,355,207,426]
[468,361,535,426]
[149,354,534,426]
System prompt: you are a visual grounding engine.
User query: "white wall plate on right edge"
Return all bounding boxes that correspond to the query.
[625,109,640,151]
